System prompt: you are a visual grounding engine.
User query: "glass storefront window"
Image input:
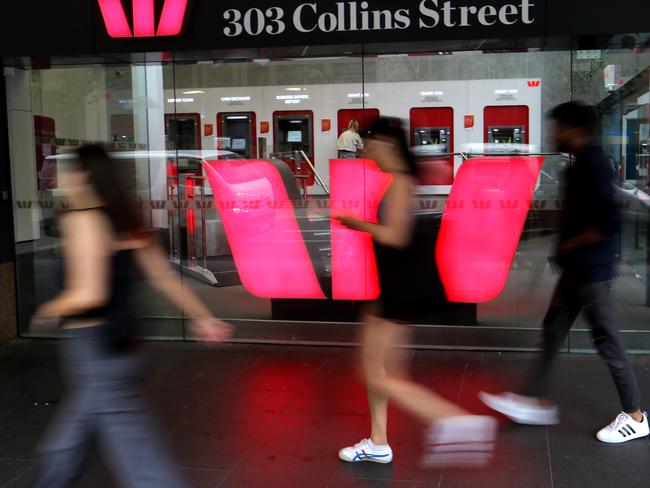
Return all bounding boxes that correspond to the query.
[570,46,650,351]
[7,37,650,349]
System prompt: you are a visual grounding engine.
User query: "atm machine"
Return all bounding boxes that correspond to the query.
[409,107,454,186]
[484,106,529,153]
[165,113,201,150]
[217,112,257,158]
[272,110,315,192]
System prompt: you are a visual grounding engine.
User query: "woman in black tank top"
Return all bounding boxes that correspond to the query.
[335,118,497,467]
[30,146,232,487]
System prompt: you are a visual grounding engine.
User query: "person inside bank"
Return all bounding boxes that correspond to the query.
[337,119,364,159]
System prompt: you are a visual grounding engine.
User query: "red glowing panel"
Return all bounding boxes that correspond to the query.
[133,0,155,37]
[464,115,475,129]
[98,0,132,38]
[260,121,270,134]
[157,0,189,37]
[436,157,544,303]
[185,175,197,240]
[330,159,392,300]
[203,160,325,299]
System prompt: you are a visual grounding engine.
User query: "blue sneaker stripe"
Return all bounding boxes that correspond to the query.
[352,449,391,461]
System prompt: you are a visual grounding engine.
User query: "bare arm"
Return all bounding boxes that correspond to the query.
[134,241,233,341]
[337,175,414,248]
[133,242,213,319]
[36,211,111,317]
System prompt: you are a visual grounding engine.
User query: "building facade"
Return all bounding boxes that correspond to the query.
[1,0,649,349]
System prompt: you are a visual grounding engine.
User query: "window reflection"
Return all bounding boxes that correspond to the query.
[6,41,650,347]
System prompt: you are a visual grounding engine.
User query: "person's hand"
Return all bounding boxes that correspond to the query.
[189,318,234,343]
[336,215,366,231]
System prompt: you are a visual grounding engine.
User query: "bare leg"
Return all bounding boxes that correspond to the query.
[362,313,467,432]
[360,320,390,445]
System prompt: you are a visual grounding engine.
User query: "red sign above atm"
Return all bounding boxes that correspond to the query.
[98,0,189,38]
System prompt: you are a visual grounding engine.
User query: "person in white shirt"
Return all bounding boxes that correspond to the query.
[338,119,364,159]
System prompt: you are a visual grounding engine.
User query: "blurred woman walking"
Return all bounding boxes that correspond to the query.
[336,118,497,467]
[31,145,232,487]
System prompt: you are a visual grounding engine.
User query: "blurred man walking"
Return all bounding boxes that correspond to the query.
[481,102,648,444]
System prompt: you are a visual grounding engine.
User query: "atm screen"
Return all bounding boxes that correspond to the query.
[176,157,201,173]
[166,115,200,150]
[417,130,433,145]
[274,112,313,156]
[287,131,303,143]
[414,128,449,146]
[231,138,247,150]
[488,127,525,145]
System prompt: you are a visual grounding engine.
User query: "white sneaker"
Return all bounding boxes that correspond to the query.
[338,438,393,464]
[422,415,498,468]
[596,412,650,444]
[479,391,559,425]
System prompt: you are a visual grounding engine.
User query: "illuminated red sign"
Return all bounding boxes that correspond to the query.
[527,80,541,87]
[98,0,189,38]
[203,157,544,303]
[436,156,544,302]
[203,160,325,299]
[330,159,392,300]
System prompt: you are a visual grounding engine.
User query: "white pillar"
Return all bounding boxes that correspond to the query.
[132,64,167,228]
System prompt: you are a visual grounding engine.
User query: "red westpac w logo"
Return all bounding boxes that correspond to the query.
[527,80,541,87]
[98,0,189,38]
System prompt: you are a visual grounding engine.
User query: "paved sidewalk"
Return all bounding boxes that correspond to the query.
[1,341,649,487]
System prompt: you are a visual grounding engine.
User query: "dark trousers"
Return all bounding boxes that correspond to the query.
[522,273,641,413]
[34,327,187,488]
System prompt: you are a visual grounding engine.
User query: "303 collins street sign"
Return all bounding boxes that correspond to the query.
[92,0,547,51]
[2,0,648,57]
[220,1,538,38]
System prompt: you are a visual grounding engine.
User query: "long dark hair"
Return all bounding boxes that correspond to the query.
[76,145,144,237]
[367,117,418,175]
